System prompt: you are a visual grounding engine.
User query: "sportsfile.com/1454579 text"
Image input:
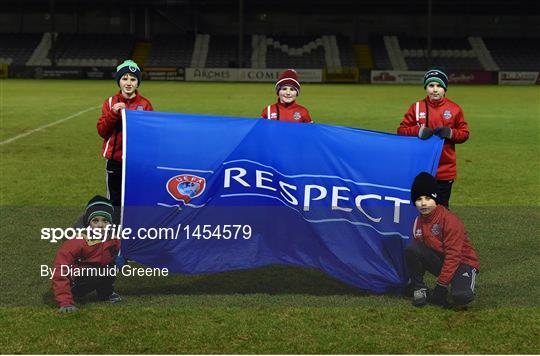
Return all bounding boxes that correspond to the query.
[41,224,252,243]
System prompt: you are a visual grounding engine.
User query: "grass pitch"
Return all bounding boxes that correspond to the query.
[0,79,539,353]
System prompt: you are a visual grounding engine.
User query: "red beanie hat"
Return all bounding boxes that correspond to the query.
[275,69,300,95]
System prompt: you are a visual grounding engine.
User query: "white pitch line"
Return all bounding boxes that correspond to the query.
[0,106,99,145]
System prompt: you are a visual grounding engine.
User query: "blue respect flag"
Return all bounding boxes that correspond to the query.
[120,110,443,293]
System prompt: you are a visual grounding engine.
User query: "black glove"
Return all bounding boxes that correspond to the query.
[434,126,452,139]
[58,305,77,313]
[418,126,433,140]
[429,284,451,308]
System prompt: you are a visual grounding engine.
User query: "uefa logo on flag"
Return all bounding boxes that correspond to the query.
[166,174,206,203]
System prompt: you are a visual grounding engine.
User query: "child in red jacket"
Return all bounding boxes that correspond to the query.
[397,68,469,207]
[261,69,313,123]
[97,60,153,215]
[52,196,121,313]
[405,172,479,308]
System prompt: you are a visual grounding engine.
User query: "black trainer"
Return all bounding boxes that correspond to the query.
[412,288,428,307]
[109,292,122,303]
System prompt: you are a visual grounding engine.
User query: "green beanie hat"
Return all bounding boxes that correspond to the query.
[115,60,142,87]
[423,68,448,91]
[84,195,114,226]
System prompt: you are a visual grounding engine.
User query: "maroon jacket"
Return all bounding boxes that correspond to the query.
[97,91,153,161]
[261,101,313,123]
[412,205,479,286]
[52,236,120,307]
[397,96,469,180]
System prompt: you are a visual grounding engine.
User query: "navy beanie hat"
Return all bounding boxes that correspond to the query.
[411,172,439,204]
[84,195,114,226]
[115,60,142,87]
[423,67,448,91]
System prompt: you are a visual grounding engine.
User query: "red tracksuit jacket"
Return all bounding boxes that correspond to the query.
[97,91,153,162]
[261,101,313,123]
[412,205,479,286]
[397,96,469,180]
[52,236,120,307]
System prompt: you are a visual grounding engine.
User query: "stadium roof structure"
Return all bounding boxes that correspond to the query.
[3,0,538,16]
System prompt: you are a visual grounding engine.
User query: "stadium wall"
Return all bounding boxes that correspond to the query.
[6,65,539,85]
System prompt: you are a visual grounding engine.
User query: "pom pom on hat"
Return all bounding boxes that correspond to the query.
[275,69,300,95]
[115,59,142,87]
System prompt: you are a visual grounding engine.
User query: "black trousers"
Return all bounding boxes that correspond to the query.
[71,268,115,302]
[436,180,453,208]
[405,240,477,305]
[106,159,122,224]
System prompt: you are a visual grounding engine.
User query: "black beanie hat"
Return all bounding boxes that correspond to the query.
[115,60,142,87]
[423,67,448,91]
[411,172,439,204]
[84,195,114,226]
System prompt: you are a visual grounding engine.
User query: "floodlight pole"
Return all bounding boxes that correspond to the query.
[144,6,150,41]
[130,6,135,35]
[427,0,433,68]
[50,0,56,67]
[238,0,244,68]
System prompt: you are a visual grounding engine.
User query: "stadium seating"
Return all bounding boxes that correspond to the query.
[6,31,535,72]
[369,36,393,70]
[399,37,483,71]
[205,35,251,68]
[0,33,41,65]
[405,57,484,71]
[145,34,194,67]
[265,35,325,69]
[399,37,471,51]
[52,33,135,67]
[336,35,356,67]
[483,38,540,71]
